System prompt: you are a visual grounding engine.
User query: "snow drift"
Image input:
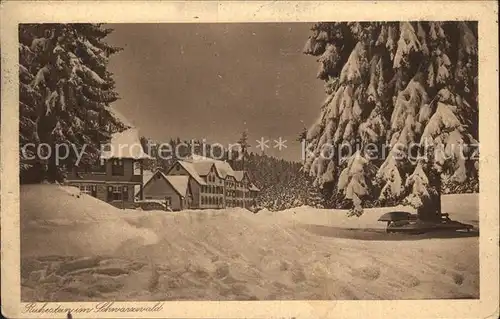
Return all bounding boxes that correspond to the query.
[21,185,479,301]
[21,185,159,257]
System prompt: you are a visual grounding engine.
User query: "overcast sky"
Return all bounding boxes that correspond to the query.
[106,23,325,162]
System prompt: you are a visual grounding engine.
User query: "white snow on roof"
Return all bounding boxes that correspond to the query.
[142,170,155,183]
[177,161,207,185]
[134,170,155,196]
[249,184,260,192]
[192,162,214,176]
[165,175,190,197]
[186,155,235,178]
[233,171,245,182]
[214,161,234,179]
[106,106,135,128]
[100,128,151,160]
[187,154,213,162]
[136,170,190,197]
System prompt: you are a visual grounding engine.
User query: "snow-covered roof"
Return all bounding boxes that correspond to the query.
[192,162,214,176]
[134,169,155,196]
[142,170,155,183]
[165,175,190,197]
[138,170,190,197]
[106,106,135,128]
[249,184,260,192]
[100,128,151,160]
[185,155,235,179]
[233,171,245,182]
[187,154,212,162]
[177,161,207,185]
[214,161,235,179]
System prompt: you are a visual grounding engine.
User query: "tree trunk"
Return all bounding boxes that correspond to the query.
[46,143,59,183]
[417,174,442,222]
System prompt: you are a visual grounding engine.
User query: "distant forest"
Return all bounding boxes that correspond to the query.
[139,137,302,191]
[140,136,477,212]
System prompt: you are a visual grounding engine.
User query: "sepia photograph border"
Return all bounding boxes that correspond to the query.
[1,1,499,318]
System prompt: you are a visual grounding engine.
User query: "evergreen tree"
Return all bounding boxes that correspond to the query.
[303,22,478,220]
[297,126,307,142]
[19,23,126,183]
[237,130,251,171]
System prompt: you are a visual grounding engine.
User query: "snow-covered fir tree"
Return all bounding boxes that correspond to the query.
[303,22,478,221]
[237,130,251,168]
[19,24,126,183]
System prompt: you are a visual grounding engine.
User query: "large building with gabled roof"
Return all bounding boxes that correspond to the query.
[141,154,260,210]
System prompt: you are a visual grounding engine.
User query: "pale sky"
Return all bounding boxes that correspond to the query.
[106,23,326,162]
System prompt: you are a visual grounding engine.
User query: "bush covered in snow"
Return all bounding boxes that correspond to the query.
[255,175,325,211]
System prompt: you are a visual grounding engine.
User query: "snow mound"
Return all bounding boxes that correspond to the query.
[21,184,159,257]
[21,186,479,301]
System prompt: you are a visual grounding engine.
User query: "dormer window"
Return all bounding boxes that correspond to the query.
[112,159,124,176]
[91,159,106,174]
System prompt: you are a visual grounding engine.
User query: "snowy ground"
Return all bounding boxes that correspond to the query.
[21,185,479,301]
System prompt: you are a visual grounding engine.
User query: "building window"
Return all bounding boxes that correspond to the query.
[92,159,106,174]
[107,185,127,201]
[165,197,171,207]
[79,185,97,197]
[80,185,91,195]
[123,186,129,201]
[111,159,124,176]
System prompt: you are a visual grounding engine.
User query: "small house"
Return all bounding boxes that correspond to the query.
[141,170,193,211]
